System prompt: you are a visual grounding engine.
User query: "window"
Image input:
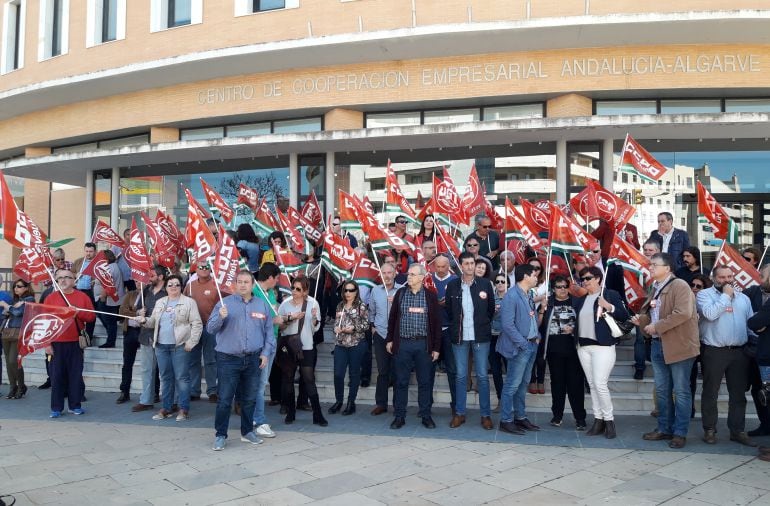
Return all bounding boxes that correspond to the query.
[366,112,421,128]
[423,108,480,125]
[1,0,25,73]
[273,118,322,134]
[180,127,225,141]
[234,0,298,16]
[725,99,770,113]
[595,100,656,115]
[99,134,148,149]
[660,100,721,114]
[483,104,543,120]
[226,123,271,137]
[86,0,125,46]
[150,0,201,32]
[38,0,69,60]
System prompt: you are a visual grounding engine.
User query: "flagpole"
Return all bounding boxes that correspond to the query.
[760,243,770,269]
[313,242,325,301]
[139,282,144,308]
[46,266,73,308]
[207,258,224,305]
[254,281,278,316]
[544,247,553,296]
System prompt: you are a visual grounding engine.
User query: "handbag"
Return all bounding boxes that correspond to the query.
[75,318,91,349]
[282,300,307,359]
[602,312,635,340]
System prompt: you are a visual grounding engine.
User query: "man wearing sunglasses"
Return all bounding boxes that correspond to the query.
[184,262,220,403]
[465,216,501,271]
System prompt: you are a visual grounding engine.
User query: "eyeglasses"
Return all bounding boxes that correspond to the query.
[396,220,407,224]
[54,258,65,262]
[691,284,704,289]
[466,243,479,248]
[407,273,423,277]
[332,222,340,226]
[581,276,595,281]
[554,285,569,289]
[292,286,304,292]
[197,265,210,270]
[743,256,754,262]
[495,279,507,285]
[479,225,490,229]
[166,283,181,288]
[55,276,74,281]
[14,285,26,289]
[343,288,357,293]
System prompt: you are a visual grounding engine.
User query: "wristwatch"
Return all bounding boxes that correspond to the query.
[287,314,292,322]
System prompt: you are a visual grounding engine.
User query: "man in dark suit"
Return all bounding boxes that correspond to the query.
[742,265,770,438]
[649,212,690,271]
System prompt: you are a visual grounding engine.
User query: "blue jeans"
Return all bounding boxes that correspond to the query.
[215,351,262,438]
[760,366,770,383]
[155,344,191,412]
[252,352,275,426]
[634,327,647,373]
[651,339,695,437]
[453,341,491,417]
[334,340,368,403]
[394,339,434,419]
[500,340,537,423]
[189,328,217,397]
[138,344,156,406]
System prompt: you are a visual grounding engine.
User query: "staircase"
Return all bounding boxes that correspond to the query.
[13,323,753,417]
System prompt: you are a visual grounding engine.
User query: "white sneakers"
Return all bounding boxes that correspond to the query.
[255,423,276,438]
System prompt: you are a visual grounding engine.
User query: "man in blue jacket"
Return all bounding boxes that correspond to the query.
[497,263,542,435]
[649,212,690,271]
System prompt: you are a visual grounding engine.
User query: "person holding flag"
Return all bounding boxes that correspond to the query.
[0,280,35,399]
[46,268,97,418]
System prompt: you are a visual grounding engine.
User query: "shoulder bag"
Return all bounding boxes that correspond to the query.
[74,318,91,349]
[283,300,307,359]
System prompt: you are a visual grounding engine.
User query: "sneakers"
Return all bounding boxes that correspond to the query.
[152,409,173,420]
[213,436,226,451]
[175,410,189,422]
[255,424,276,438]
[49,410,62,418]
[68,408,85,416]
[240,432,264,445]
[550,417,562,427]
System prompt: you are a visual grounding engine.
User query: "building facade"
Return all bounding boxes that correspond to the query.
[1,1,770,265]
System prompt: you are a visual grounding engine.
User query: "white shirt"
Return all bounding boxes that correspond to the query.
[661,230,674,253]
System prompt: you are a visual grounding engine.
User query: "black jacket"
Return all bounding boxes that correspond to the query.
[445,276,495,344]
[573,289,630,346]
[386,286,442,355]
[745,286,770,366]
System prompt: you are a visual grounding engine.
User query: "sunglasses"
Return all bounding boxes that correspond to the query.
[197,265,210,270]
[292,286,304,292]
[332,222,340,226]
[743,256,754,262]
[14,285,26,289]
[581,276,595,281]
[495,279,507,284]
[466,243,479,247]
[691,284,704,289]
[480,225,490,229]
[530,266,542,271]
[396,220,407,224]
[554,285,569,289]
[166,283,181,287]
[343,288,357,293]
[54,258,65,262]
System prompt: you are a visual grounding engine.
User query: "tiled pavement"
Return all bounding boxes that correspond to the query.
[1,388,770,505]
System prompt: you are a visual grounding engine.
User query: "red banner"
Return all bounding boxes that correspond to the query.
[213,224,240,293]
[0,170,47,249]
[183,187,212,219]
[520,198,550,235]
[300,190,323,229]
[90,220,126,249]
[276,208,306,254]
[386,160,418,222]
[697,181,739,243]
[237,183,259,213]
[18,303,78,364]
[338,190,363,229]
[81,250,119,301]
[624,271,648,313]
[548,204,599,254]
[156,210,186,258]
[140,211,176,268]
[714,242,760,291]
[200,178,234,223]
[125,217,153,284]
[14,247,50,284]
[504,198,544,250]
[462,164,486,220]
[619,134,668,182]
[432,174,463,221]
[570,180,635,231]
[186,190,218,264]
[352,256,382,288]
[607,234,651,279]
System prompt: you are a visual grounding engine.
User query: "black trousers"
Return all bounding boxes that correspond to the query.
[489,334,504,399]
[269,357,282,402]
[373,332,394,408]
[360,327,373,384]
[280,347,319,416]
[120,327,141,394]
[748,357,770,430]
[51,341,84,412]
[530,337,547,384]
[701,345,749,433]
[80,289,97,339]
[546,347,587,423]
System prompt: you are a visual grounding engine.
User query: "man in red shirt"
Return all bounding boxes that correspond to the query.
[184,262,220,401]
[46,268,96,418]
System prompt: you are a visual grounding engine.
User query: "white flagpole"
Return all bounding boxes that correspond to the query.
[254,281,278,316]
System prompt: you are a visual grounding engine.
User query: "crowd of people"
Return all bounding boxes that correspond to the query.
[1,211,769,459]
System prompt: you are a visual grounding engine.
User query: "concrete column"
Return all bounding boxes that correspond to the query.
[556,139,567,204]
[325,152,335,217]
[84,169,94,237]
[602,138,615,191]
[289,153,299,208]
[111,167,120,228]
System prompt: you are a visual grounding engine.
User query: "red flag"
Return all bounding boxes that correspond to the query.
[14,247,51,284]
[276,207,306,254]
[385,160,418,223]
[432,174,463,222]
[548,205,599,254]
[200,178,234,223]
[320,230,357,281]
[140,211,176,268]
[360,211,415,255]
[237,183,259,213]
[352,255,382,289]
[253,197,279,236]
[338,190,363,230]
[462,164,486,220]
[361,196,376,217]
[0,170,47,249]
[300,190,323,229]
[624,271,647,313]
[125,218,153,284]
[156,210,185,258]
[81,250,119,301]
[619,134,668,182]
[713,242,760,290]
[504,198,544,251]
[18,303,77,365]
[483,190,504,231]
[90,220,126,249]
[183,187,212,219]
[213,224,241,293]
[422,271,437,294]
[697,181,739,243]
[185,190,217,262]
[519,199,550,235]
[607,235,651,279]
[288,205,322,247]
[570,180,635,231]
[506,239,530,265]
[435,222,462,258]
[416,190,426,211]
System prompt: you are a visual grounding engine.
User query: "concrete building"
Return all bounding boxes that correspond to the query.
[2,2,770,266]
